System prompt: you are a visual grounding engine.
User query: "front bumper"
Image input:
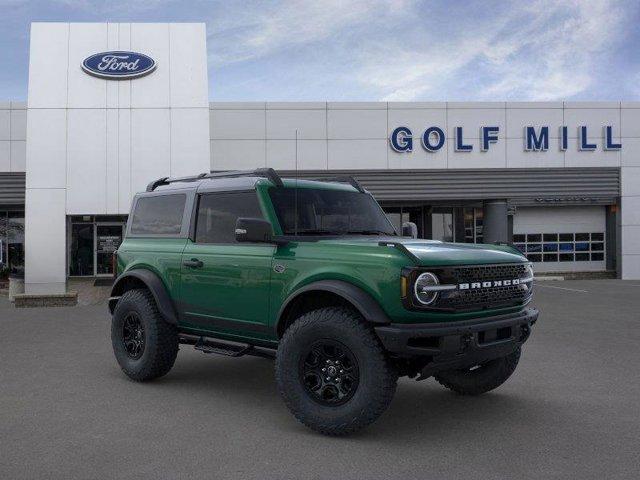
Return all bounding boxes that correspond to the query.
[375,308,538,376]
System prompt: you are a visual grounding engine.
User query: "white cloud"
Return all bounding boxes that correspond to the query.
[208,0,412,66]
[357,0,627,101]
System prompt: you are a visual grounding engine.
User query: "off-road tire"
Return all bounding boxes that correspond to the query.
[111,288,179,382]
[276,307,397,436]
[434,347,521,395]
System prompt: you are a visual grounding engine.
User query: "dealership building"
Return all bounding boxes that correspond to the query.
[1,22,640,295]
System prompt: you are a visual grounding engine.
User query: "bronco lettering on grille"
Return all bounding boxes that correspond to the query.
[459,279,521,290]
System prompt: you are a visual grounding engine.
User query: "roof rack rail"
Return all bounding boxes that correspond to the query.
[307,175,365,193]
[145,168,283,192]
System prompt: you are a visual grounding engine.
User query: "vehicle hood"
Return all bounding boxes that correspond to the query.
[318,236,527,266]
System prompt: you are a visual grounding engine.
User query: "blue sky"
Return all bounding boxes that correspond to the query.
[1,0,639,101]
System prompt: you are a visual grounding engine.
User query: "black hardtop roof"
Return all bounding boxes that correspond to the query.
[145,168,365,193]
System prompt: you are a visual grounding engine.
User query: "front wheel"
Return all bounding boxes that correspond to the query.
[275,307,397,436]
[434,347,521,395]
[111,288,179,382]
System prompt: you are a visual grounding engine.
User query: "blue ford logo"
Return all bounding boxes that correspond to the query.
[82,51,156,80]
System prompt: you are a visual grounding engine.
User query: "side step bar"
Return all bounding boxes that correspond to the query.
[179,334,276,359]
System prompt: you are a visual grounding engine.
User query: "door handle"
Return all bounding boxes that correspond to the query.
[183,258,204,268]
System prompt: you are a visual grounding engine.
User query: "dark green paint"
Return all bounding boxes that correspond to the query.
[116,179,530,343]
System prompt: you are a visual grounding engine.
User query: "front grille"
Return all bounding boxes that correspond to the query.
[450,263,528,283]
[429,263,532,312]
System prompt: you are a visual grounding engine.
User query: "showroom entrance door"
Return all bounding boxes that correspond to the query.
[95,224,124,276]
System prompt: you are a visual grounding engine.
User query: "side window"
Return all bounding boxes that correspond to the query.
[130,194,186,235]
[195,192,264,244]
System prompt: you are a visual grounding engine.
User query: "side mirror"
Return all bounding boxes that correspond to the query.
[235,218,274,243]
[402,221,418,239]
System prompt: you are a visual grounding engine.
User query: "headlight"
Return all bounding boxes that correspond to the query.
[414,272,440,305]
[523,263,534,293]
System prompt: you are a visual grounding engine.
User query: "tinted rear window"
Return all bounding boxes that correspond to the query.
[130,194,186,235]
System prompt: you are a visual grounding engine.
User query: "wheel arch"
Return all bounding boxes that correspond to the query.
[276,280,391,338]
[109,269,179,325]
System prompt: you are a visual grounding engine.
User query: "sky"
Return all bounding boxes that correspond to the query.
[0,0,639,102]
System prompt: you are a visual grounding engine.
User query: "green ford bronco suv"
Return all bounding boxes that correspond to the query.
[109,168,538,436]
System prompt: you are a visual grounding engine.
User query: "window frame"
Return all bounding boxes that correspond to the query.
[126,190,195,239]
[191,189,269,246]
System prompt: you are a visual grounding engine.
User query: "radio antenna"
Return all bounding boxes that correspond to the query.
[294,129,299,236]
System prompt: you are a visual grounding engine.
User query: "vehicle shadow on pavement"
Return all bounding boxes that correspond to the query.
[130,349,547,440]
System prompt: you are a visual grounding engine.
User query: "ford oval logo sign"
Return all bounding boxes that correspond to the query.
[82,51,156,80]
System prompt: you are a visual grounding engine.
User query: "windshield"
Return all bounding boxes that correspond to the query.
[269,187,397,236]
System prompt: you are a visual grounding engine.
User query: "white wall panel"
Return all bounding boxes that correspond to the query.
[621,254,640,279]
[621,196,640,226]
[564,107,620,138]
[266,140,296,169]
[67,23,108,109]
[328,140,387,169]
[25,109,67,189]
[66,109,107,214]
[10,109,27,140]
[211,140,265,170]
[106,23,120,108]
[169,23,208,107]
[447,108,506,141]
[621,225,640,255]
[388,144,445,169]
[621,108,640,138]
[267,102,325,110]
[621,166,640,196]
[0,141,9,171]
[621,138,640,167]
[24,22,210,293]
[210,109,265,139]
[328,110,386,139]
[130,108,171,195]
[506,108,564,138]
[117,23,132,109]
[25,188,66,294]
[11,141,26,172]
[0,110,9,140]
[117,109,132,213]
[170,108,211,177]
[130,23,170,108]
[564,143,620,168]
[506,138,565,168]
[106,108,119,212]
[28,23,68,108]
[266,109,326,139]
[387,108,447,138]
[446,137,506,169]
[266,139,327,170]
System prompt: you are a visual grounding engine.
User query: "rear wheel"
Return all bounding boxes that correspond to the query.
[111,288,179,381]
[434,347,521,395]
[276,307,397,436]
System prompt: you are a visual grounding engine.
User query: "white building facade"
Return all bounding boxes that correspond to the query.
[1,22,639,295]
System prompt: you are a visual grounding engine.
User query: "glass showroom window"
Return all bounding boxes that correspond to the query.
[513,232,605,263]
[0,211,25,277]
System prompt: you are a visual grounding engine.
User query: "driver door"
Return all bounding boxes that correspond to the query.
[180,191,275,338]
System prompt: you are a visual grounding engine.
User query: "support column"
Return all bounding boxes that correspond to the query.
[483,200,509,244]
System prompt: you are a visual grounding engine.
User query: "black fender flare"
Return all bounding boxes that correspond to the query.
[108,269,179,325]
[276,280,391,334]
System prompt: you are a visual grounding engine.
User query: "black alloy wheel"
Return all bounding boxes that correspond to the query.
[122,312,146,359]
[300,339,359,406]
